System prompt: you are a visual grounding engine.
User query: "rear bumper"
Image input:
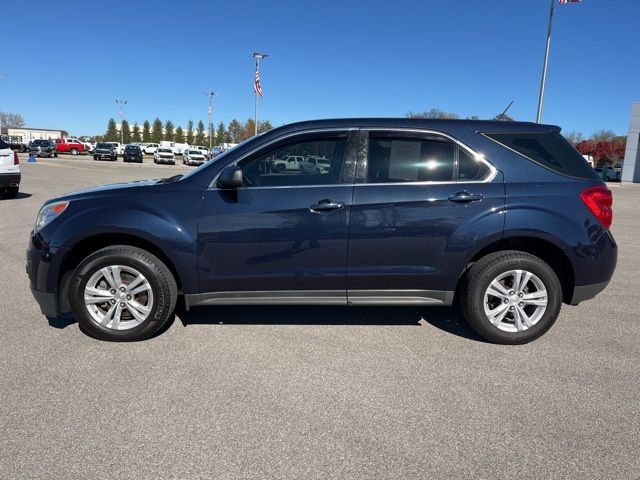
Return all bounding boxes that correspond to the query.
[569,281,610,305]
[567,229,617,305]
[0,172,20,188]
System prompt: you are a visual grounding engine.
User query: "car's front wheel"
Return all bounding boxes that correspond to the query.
[69,245,178,341]
[460,250,562,345]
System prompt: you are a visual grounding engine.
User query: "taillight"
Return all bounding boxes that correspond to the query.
[580,185,612,229]
[14,152,19,165]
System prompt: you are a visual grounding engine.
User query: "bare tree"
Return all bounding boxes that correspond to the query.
[0,112,26,128]
[591,129,616,142]
[563,131,584,145]
[406,108,459,120]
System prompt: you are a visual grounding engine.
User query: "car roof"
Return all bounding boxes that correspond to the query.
[264,118,561,136]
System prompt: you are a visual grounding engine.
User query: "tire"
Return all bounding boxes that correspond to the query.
[69,245,178,342]
[48,152,54,158]
[70,148,78,155]
[460,250,562,345]
[1,186,19,199]
[54,152,58,157]
[93,156,99,161]
[154,158,157,164]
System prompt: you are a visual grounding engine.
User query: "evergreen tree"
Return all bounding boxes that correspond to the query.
[132,123,141,142]
[164,120,175,142]
[175,126,185,143]
[227,119,243,143]
[216,122,225,145]
[194,120,206,145]
[151,118,163,143]
[121,119,131,144]
[258,120,273,134]
[186,120,194,144]
[105,118,118,142]
[142,120,151,142]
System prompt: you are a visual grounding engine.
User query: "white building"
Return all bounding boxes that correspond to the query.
[621,102,640,183]
[0,126,68,142]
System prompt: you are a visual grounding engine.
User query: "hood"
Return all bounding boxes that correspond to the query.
[49,179,159,203]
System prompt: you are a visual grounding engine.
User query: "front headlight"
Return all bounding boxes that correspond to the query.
[35,201,69,231]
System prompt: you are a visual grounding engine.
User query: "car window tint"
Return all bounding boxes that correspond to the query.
[367,135,455,183]
[458,148,490,181]
[485,132,598,179]
[241,137,346,187]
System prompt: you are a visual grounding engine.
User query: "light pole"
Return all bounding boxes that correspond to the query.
[0,73,8,136]
[252,52,268,136]
[115,99,127,143]
[204,91,215,148]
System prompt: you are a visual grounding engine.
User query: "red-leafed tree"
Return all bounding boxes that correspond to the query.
[575,140,595,156]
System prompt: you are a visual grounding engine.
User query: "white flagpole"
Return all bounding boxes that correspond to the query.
[536,0,556,123]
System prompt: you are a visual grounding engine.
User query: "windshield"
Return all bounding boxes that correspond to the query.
[96,143,111,148]
[125,146,137,151]
[188,150,202,155]
[158,148,172,153]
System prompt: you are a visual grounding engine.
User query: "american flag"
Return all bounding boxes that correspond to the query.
[254,68,263,97]
[559,0,581,4]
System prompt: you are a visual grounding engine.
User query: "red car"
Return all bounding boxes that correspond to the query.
[55,138,85,156]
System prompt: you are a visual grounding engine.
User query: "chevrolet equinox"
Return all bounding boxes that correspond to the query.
[27,119,617,343]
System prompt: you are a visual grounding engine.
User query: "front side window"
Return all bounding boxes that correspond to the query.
[241,135,347,187]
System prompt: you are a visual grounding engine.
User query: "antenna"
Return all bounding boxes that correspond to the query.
[497,100,514,121]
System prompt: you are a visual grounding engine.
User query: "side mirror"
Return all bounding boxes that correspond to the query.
[217,165,243,189]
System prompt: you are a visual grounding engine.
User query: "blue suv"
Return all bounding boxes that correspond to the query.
[27,119,617,344]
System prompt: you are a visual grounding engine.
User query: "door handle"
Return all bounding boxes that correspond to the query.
[448,191,484,203]
[309,199,345,213]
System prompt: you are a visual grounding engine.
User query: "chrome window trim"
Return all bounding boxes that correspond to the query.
[360,128,497,184]
[208,127,358,189]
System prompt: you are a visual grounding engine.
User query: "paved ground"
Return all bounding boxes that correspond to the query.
[1,155,638,479]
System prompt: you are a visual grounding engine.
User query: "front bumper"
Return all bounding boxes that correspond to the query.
[26,237,69,317]
[0,172,21,188]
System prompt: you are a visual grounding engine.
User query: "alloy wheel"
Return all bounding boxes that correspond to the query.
[483,269,548,333]
[84,265,154,330]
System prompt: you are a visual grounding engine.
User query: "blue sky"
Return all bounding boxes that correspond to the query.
[1,0,637,136]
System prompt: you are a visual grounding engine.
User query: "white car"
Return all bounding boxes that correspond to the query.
[193,146,210,159]
[153,147,175,165]
[141,143,158,155]
[103,142,122,156]
[0,137,20,198]
[271,155,303,172]
[183,149,206,166]
[300,156,331,174]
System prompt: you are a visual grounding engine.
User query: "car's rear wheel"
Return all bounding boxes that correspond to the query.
[69,245,178,341]
[70,148,78,155]
[460,250,561,344]
[1,186,18,199]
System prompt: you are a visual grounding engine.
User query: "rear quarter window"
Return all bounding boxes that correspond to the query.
[485,132,598,179]
[0,138,9,149]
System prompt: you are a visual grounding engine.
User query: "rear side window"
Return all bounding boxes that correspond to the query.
[486,132,597,179]
[0,138,8,149]
[368,136,455,183]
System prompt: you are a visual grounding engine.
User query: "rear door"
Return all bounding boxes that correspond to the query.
[346,129,505,304]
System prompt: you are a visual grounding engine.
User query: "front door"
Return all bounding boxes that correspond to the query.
[347,130,505,304]
[196,131,356,305]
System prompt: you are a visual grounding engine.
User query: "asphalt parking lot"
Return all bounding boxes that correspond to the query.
[1,154,639,479]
